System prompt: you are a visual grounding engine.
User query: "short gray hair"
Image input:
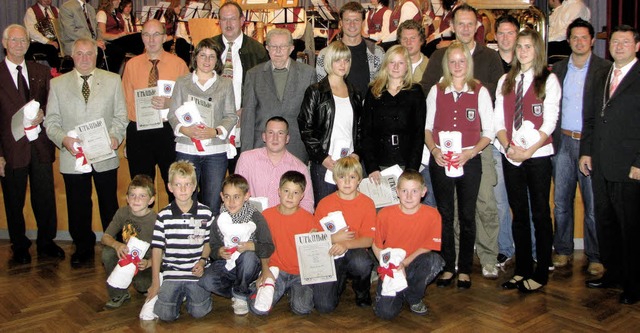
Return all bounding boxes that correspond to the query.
[266,28,293,46]
[2,24,28,41]
[72,38,98,55]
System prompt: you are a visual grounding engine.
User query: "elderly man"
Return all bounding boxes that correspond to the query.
[24,0,62,68]
[212,1,269,172]
[581,25,640,305]
[235,116,314,213]
[316,1,384,97]
[420,4,503,279]
[122,19,189,201]
[241,28,316,164]
[45,38,127,266]
[0,24,64,264]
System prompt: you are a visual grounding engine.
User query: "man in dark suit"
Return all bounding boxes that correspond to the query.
[44,38,128,267]
[580,25,640,305]
[240,28,316,164]
[551,18,610,275]
[0,24,64,264]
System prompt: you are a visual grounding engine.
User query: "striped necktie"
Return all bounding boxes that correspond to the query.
[222,41,234,79]
[513,74,524,131]
[149,59,159,87]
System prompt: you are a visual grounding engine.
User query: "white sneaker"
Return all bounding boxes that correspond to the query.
[482,264,499,279]
[232,297,249,315]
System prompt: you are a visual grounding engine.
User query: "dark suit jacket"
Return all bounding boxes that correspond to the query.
[581,60,640,182]
[551,54,611,152]
[240,60,317,163]
[0,61,55,169]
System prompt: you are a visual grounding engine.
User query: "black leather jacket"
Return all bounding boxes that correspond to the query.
[298,77,363,164]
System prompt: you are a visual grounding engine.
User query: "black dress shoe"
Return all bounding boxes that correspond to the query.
[517,279,544,293]
[619,293,639,305]
[502,276,524,290]
[38,244,66,259]
[71,249,94,266]
[457,279,472,289]
[437,275,455,288]
[355,293,372,307]
[11,250,32,264]
[586,277,618,289]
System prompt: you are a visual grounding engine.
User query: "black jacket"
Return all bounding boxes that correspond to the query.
[298,77,363,164]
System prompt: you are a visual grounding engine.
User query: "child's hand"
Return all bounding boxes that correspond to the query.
[146,282,159,301]
[115,243,129,260]
[256,269,275,288]
[192,261,205,277]
[219,246,233,260]
[329,243,348,256]
[237,241,255,253]
[332,227,355,243]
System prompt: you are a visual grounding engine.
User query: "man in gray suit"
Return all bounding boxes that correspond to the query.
[44,38,127,266]
[58,0,105,62]
[241,28,316,164]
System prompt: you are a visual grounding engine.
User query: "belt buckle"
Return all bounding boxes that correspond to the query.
[571,131,581,140]
[391,134,399,146]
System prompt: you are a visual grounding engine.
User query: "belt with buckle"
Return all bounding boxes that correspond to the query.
[389,134,399,146]
[561,129,581,140]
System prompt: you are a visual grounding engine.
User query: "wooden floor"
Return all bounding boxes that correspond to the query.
[1,241,638,333]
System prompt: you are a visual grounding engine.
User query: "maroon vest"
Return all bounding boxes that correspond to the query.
[105,11,124,34]
[503,83,553,146]
[367,6,388,34]
[433,84,483,148]
[390,0,421,33]
[32,4,59,39]
[32,4,59,20]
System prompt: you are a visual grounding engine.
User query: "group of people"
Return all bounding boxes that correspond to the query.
[2,0,640,325]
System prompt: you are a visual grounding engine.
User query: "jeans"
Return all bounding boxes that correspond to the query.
[420,164,437,207]
[249,270,313,315]
[430,155,482,275]
[374,252,444,320]
[154,280,212,321]
[198,251,261,300]
[503,155,553,285]
[552,135,599,262]
[312,248,374,313]
[310,161,337,207]
[102,246,152,298]
[176,152,227,215]
[493,146,515,258]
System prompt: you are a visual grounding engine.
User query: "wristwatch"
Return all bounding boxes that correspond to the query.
[199,256,210,265]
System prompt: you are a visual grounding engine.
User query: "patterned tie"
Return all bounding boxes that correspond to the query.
[81,74,91,103]
[148,59,159,87]
[513,73,524,131]
[44,7,50,19]
[125,17,133,33]
[609,68,622,96]
[83,4,96,39]
[222,41,234,79]
[16,65,30,102]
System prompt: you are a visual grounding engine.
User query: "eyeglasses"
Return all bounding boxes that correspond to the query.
[141,32,165,39]
[268,45,290,51]
[8,38,28,44]
[611,39,635,47]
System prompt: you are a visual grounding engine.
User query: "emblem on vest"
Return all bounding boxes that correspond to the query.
[393,19,399,26]
[532,104,543,117]
[375,24,381,30]
[466,108,476,121]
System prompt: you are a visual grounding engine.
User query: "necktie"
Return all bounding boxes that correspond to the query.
[44,7,50,19]
[125,17,133,33]
[513,73,524,131]
[149,59,159,87]
[222,41,234,79]
[83,4,96,39]
[16,65,30,102]
[610,68,621,96]
[81,74,91,103]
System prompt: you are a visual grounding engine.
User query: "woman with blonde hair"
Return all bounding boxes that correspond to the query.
[361,45,426,184]
[425,41,494,289]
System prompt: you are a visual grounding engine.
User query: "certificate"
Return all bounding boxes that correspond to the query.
[135,87,163,130]
[358,174,399,208]
[295,232,336,285]
[75,118,116,164]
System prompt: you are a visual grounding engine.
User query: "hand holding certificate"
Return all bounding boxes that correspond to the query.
[74,118,116,164]
[295,232,337,285]
[134,87,163,131]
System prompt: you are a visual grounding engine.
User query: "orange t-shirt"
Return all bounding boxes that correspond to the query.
[315,192,376,239]
[374,204,442,255]
[263,206,315,275]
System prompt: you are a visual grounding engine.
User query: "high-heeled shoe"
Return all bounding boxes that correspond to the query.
[517,279,544,293]
[502,275,524,290]
[436,272,455,287]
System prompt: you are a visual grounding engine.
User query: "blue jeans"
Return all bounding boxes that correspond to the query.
[198,251,261,300]
[154,280,212,321]
[249,270,313,315]
[374,252,444,320]
[552,135,599,262]
[102,246,151,298]
[420,164,437,207]
[312,248,374,313]
[310,161,337,207]
[493,146,514,258]
[176,152,227,215]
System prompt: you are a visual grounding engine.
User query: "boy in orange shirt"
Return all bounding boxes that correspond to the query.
[249,171,315,315]
[373,169,444,320]
[313,156,376,311]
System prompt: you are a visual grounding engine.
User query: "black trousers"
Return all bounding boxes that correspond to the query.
[592,169,640,298]
[0,146,57,253]
[25,42,60,68]
[126,121,176,202]
[502,155,553,285]
[62,168,118,251]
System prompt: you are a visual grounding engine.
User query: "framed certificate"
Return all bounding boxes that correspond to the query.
[295,232,336,285]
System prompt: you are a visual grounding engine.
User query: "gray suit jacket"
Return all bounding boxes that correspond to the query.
[241,60,317,163]
[44,68,127,174]
[59,0,101,56]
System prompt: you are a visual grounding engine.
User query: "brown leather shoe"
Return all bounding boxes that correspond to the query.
[587,262,604,276]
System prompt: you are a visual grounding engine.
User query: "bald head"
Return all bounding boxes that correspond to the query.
[141,19,166,58]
